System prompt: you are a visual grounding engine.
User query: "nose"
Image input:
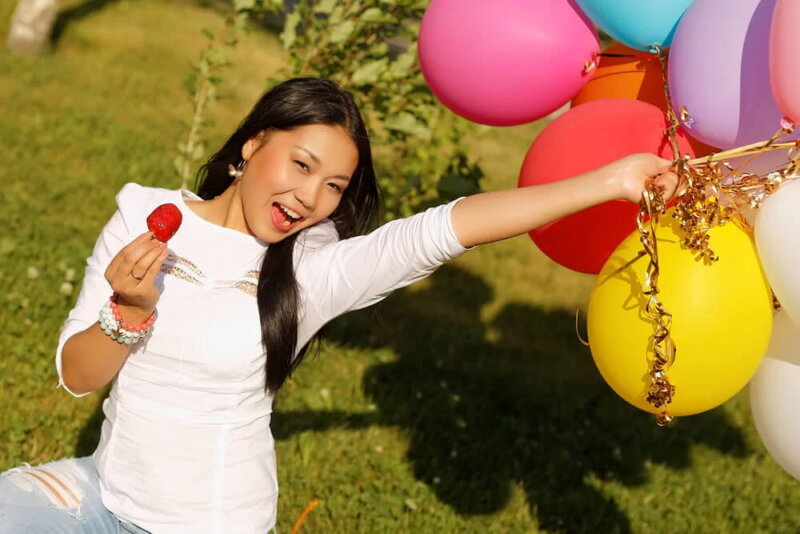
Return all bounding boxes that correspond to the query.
[293,178,321,213]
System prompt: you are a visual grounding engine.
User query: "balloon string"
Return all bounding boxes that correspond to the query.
[596,52,656,60]
[728,128,788,172]
[688,139,800,166]
[575,308,589,346]
[653,45,685,164]
[599,250,648,285]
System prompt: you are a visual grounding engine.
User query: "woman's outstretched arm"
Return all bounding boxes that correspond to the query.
[297,153,676,328]
[451,153,677,248]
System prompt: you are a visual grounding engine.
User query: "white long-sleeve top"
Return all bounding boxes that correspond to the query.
[55,183,469,534]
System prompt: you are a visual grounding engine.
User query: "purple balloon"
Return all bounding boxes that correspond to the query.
[669,0,796,149]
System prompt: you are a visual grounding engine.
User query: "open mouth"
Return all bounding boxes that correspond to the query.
[272,202,304,230]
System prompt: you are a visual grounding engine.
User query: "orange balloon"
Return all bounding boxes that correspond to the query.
[573,42,719,158]
[572,42,666,109]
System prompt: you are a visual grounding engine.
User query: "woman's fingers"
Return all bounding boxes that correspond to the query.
[101,232,166,314]
[656,171,679,200]
[655,156,674,174]
[126,241,165,284]
[138,242,169,286]
[105,232,161,285]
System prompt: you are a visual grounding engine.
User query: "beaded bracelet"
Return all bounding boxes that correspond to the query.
[98,293,157,345]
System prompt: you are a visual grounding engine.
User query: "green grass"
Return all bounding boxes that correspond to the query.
[1,1,799,532]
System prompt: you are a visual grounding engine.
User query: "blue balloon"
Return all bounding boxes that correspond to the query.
[575,0,696,51]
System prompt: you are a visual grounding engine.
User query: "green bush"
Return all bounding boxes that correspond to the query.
[178,0,483,219]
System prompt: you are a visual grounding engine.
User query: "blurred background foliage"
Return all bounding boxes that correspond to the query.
[175,0,482,219]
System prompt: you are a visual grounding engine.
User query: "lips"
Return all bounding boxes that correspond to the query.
[271,202,304,231]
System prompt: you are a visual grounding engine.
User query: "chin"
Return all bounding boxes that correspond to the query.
[258,226,301,245]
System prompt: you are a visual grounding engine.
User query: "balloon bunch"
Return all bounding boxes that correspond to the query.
[419,0,800,476]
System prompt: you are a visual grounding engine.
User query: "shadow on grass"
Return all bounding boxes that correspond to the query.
[49,0,287,49]
[272,264,751,533]
[51,0,122,46]
[72,264,750,532]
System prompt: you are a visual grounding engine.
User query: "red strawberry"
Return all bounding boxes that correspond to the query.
[146,203,183,242]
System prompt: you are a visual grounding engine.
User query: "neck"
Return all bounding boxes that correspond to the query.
[201,181,251,235]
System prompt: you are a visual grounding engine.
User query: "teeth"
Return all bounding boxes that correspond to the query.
[280,205,301,220]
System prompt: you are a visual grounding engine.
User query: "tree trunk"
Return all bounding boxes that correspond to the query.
[6,0,60,56]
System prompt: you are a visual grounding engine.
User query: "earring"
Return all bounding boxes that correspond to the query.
[228,160,246,180]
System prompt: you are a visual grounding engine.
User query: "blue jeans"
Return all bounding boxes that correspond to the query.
[0,456,150,534]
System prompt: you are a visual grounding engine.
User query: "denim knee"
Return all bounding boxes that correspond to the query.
[0,457,115,533]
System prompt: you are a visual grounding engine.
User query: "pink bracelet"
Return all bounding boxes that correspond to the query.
[110,292,157,332]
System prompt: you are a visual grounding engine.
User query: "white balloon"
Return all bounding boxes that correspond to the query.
[755,179,800,323]
[750,311,800,479]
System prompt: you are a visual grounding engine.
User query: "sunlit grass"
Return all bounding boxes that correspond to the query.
[1,1,798,532]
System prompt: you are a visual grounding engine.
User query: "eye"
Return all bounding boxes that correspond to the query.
[294,160,309,173]
[327,182,343,193]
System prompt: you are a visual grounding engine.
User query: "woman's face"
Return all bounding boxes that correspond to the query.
[237,124,359,243]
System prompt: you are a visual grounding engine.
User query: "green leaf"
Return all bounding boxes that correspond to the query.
[233,13,249,33]
[280,10,301,49]
[262,0,283,10]
[173,155,186,176]
[191,142,206,160]
[437,154,484,198]
[328,5,344,25]
[436,174,480,198]
[233,0,256,9]
[0,238,17,256]
[315,0,337,15]
[351,59,387,85]
[330,20,356,43]
[384,111,430,138]
[197,59,210,76]
[206,47,229,67]
[360,7,394,23]
[390,45,416,76]
[369,42,390,57]
[183,72,198,95]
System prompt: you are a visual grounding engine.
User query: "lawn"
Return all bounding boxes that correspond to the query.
[1,1,798,532]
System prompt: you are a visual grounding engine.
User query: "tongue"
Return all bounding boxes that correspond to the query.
[272,204,293,230]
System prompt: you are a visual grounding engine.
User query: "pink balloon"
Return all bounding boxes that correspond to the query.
[770,0,800,124]
[419,0,600,126]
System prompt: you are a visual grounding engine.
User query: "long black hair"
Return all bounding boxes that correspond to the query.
[195,78,380,393]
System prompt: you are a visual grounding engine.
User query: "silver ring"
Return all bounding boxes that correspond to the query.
[130,272,143,281]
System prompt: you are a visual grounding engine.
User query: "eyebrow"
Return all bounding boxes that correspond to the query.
[295,145,351,181]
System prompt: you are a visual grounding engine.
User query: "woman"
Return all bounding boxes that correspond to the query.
[0,78,677,533]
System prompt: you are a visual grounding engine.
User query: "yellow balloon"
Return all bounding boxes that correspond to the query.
[587,211,773,416]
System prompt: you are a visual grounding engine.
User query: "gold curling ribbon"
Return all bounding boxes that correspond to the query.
[639,46,800,425]
[629,45,682,425]
[637,181,676,426]
[585,47,800,425]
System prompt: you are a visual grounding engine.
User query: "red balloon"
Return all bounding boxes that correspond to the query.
[518,99,696,274]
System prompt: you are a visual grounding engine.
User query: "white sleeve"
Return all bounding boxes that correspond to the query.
[296,198,471,324]
[54,183,144,397]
